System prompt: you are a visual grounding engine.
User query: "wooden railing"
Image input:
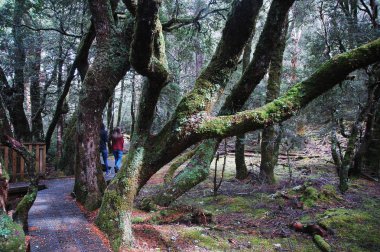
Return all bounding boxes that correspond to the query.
[0,143,46,181]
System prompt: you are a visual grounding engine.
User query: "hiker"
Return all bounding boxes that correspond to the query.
[110,127,124,173]
[99,123,110,175]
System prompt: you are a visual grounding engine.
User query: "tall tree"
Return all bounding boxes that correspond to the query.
[29,31,44,141]
[235,32,254,181]
[1,0,31,141]
[259,16,289,183]
[73,0,133,210]
[151,0,291,207]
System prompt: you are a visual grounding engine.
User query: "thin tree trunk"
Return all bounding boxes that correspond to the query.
[130,72,136,136]
[56,34,65,161]
[116,79,125,127]
[107,94,114,130]
[30,31,44,141]
[235,31,254,180]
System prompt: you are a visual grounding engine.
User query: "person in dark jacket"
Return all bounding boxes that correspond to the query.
[99,123,110,174]
[110,127,124,173]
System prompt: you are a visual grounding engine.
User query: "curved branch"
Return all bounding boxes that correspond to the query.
[130,0,170,83]
[162,8,228,32]
[196,38,380,139]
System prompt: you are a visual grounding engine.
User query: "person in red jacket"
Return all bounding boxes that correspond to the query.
[110,127,124,173]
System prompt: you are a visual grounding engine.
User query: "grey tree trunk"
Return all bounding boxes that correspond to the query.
[29,32,44,141]
[7,0,30,141]
[73,8,133,210]
[259,17,289,184]
[116,79,125,127]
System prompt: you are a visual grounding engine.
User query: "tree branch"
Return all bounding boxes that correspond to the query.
[130,0,170,83]
[45,23,95,150]
[88,0,115,44]
[170,0,264,122]
[18,23,82,38]
[195,38,380,139]
[162,8,228,32]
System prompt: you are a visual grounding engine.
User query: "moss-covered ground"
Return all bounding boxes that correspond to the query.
[132,139,380,251]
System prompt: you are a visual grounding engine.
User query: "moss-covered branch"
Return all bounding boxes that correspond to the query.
[171,0,263,121]
[196,37,380,139]
[130,0,169,83]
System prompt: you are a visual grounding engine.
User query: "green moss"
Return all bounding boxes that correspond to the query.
[132,216,145,224]
[194,195,269,218]
[317,206,380,252]
[0,157,10,181]
[313,235,331,252]
[319,184,342,202]
[239,236,317,251]
[95,189,124,251]
[0,214,25,251]
[301,186,319,208]
[181,227,229,250]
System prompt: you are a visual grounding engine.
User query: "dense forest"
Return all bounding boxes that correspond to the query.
[0,0,380,251]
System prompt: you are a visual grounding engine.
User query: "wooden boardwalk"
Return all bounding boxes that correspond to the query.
[28,178,111,252]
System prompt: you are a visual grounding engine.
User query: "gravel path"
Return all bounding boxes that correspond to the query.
[28,178,111,252]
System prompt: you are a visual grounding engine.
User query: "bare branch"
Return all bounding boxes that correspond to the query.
[162,8,229,32]
[19,23,82,38]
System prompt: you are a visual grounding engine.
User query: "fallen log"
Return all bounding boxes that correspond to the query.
[313,234,332,252]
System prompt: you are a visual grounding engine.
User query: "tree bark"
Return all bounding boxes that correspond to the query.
[158,139,220,206]
[259,16,289,184]
[56,34,65,162]
[366,100,380,176]
[74,1,133,210]
[4,0,31,141]
[116,79,125,127]
[0,75,12,136]
[29,31,44,141]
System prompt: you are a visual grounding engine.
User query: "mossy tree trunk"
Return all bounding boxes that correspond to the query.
[29,31,44,142]
[57,115,77,175]
[352,65,380,175]
[163,145,198,184]
[334,66,380,191]
[74,4,133,210]
[151,0,291,207]
[88,0,380,250]
[366,100,380,176]
[153,139,220,207]
[259,16,288,184]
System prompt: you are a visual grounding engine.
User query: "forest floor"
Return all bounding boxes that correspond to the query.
[116,139,380,252]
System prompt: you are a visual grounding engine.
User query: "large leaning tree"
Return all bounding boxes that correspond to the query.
[73,0,380,250]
